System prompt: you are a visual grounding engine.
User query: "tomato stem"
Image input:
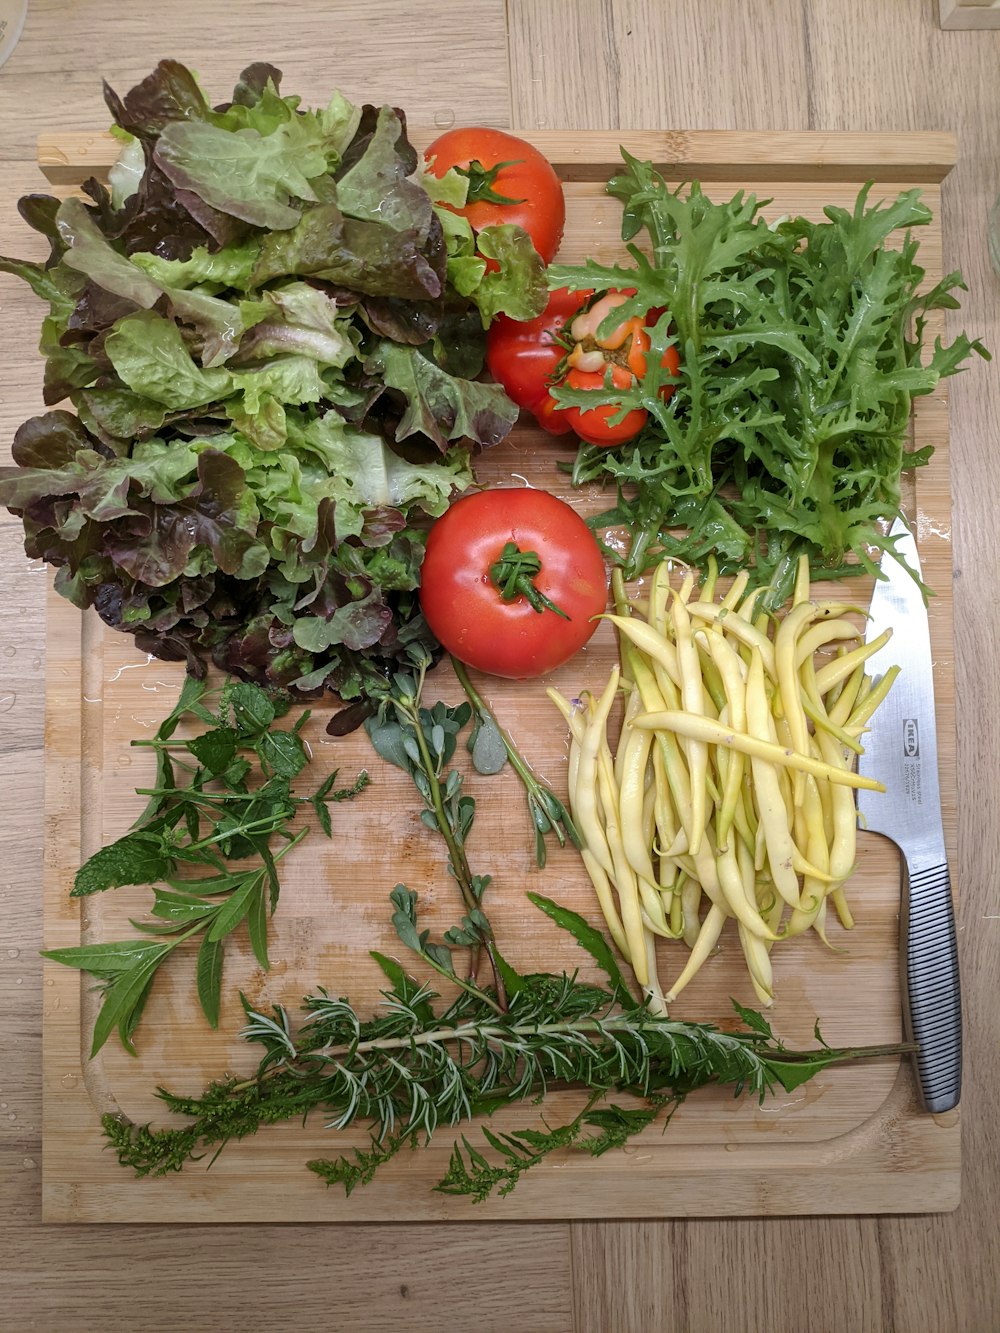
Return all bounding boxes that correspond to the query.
[457,158,526,207]
[489,541,571,620]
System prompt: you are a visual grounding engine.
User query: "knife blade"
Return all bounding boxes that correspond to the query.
[856,517,962,1112]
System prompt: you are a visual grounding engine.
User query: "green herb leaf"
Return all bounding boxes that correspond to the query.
[468,711,508,776]
[206,873,261,942]
[186,726,239,776]
[256,728,308,778]
[527,892,639,1005]
[195,933,225,1029]
[90,947,174,1056]
[246,876,271,971]
[72,832,172,898]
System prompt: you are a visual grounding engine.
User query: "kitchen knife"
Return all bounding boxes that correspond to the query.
[856,517,962,1113]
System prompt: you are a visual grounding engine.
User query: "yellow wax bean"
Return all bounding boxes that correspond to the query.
[684,602,777,678]
[629,711,886,791]
[665,904,726,1002]
[814,628,893,694]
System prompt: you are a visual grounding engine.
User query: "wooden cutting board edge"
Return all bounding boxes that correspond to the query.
[36,128,962,1222]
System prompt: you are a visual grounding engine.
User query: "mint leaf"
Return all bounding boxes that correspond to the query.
[73,832,172,898]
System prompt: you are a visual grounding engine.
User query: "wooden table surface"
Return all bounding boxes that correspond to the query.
[1,2,997,1329]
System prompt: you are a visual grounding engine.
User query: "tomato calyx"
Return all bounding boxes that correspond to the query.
[456,158,527,207]
[488,541,571,620]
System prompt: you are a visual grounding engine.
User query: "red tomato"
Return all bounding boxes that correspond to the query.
[419,488,608,679]
[424,127,566,263]
[486,288,681,448]
[485,288,588,436]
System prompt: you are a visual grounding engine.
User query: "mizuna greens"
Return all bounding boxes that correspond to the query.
[0,61,545,706]
[549,157,988,602]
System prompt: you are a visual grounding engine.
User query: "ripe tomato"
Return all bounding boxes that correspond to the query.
[419,488,608,679]
[484,288,588,436]
[486,288,681,447]
[559,292,681,447]
[424,127,566,263]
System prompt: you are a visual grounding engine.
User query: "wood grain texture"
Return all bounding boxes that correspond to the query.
[1,0,998,1327]
[504,0,1000,1328]
[37,145,959,1224]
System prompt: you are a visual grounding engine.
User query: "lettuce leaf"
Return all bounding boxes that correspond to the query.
[0,60,545,710]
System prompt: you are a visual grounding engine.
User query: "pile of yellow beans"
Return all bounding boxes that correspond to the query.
[548,559,899,1014]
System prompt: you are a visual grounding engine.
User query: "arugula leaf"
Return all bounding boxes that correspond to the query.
[551,169,988,590]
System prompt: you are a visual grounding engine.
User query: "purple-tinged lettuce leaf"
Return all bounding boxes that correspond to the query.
[16,193,66,264]
[366,340,518,450]
[101,449,266,585]
[74,389,168,445]
[250,202,442,299]
[9,410,95,469]
[291,590,394,654]
[335,105,432,239]
[57,196,163,304]
[108,134,146,209]
[104,60,211,140]
[228,62,284,109]
[105,311,234,408]
[153,116,332,230]
[130,238,262,289]
[472,223,548,323]
[233,282,355,367]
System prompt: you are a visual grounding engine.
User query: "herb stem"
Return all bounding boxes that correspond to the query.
[398,688,509,1011]
[451,656,581,867]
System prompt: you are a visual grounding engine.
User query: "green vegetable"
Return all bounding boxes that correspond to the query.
[548,160,989,602]
[0,61,547,708]
[101,666,911,1198]
[43,677,368,1054]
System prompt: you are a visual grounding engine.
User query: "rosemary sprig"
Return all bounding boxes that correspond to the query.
[102,894,913,1197]
[43,676,369,1053]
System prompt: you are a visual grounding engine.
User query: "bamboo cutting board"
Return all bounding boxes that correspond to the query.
[37,131,961,1222]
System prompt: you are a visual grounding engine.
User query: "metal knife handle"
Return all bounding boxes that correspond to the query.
[902,861,962,1113]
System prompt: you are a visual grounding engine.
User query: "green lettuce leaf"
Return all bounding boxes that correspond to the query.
[153,116,333,229]
[105,311,233,409]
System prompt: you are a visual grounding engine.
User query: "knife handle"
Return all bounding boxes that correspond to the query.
[902,860,962,1113]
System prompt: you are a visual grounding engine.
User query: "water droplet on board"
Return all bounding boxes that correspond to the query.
[7,948,19,958]
[117,753,132,767]
[60,1074,79,1090]
[23,1157,37,1169]
[15,977,22,985]
[2,645,15,658]
[31,657,41,670]
[0,1102,7,1109]
[7,1112,16,1121]
[724,1142,739,1153]
[0,694,15,713]
[433,108,455,129]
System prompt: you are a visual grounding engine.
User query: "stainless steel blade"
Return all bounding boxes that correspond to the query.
[856,517,961,1113]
